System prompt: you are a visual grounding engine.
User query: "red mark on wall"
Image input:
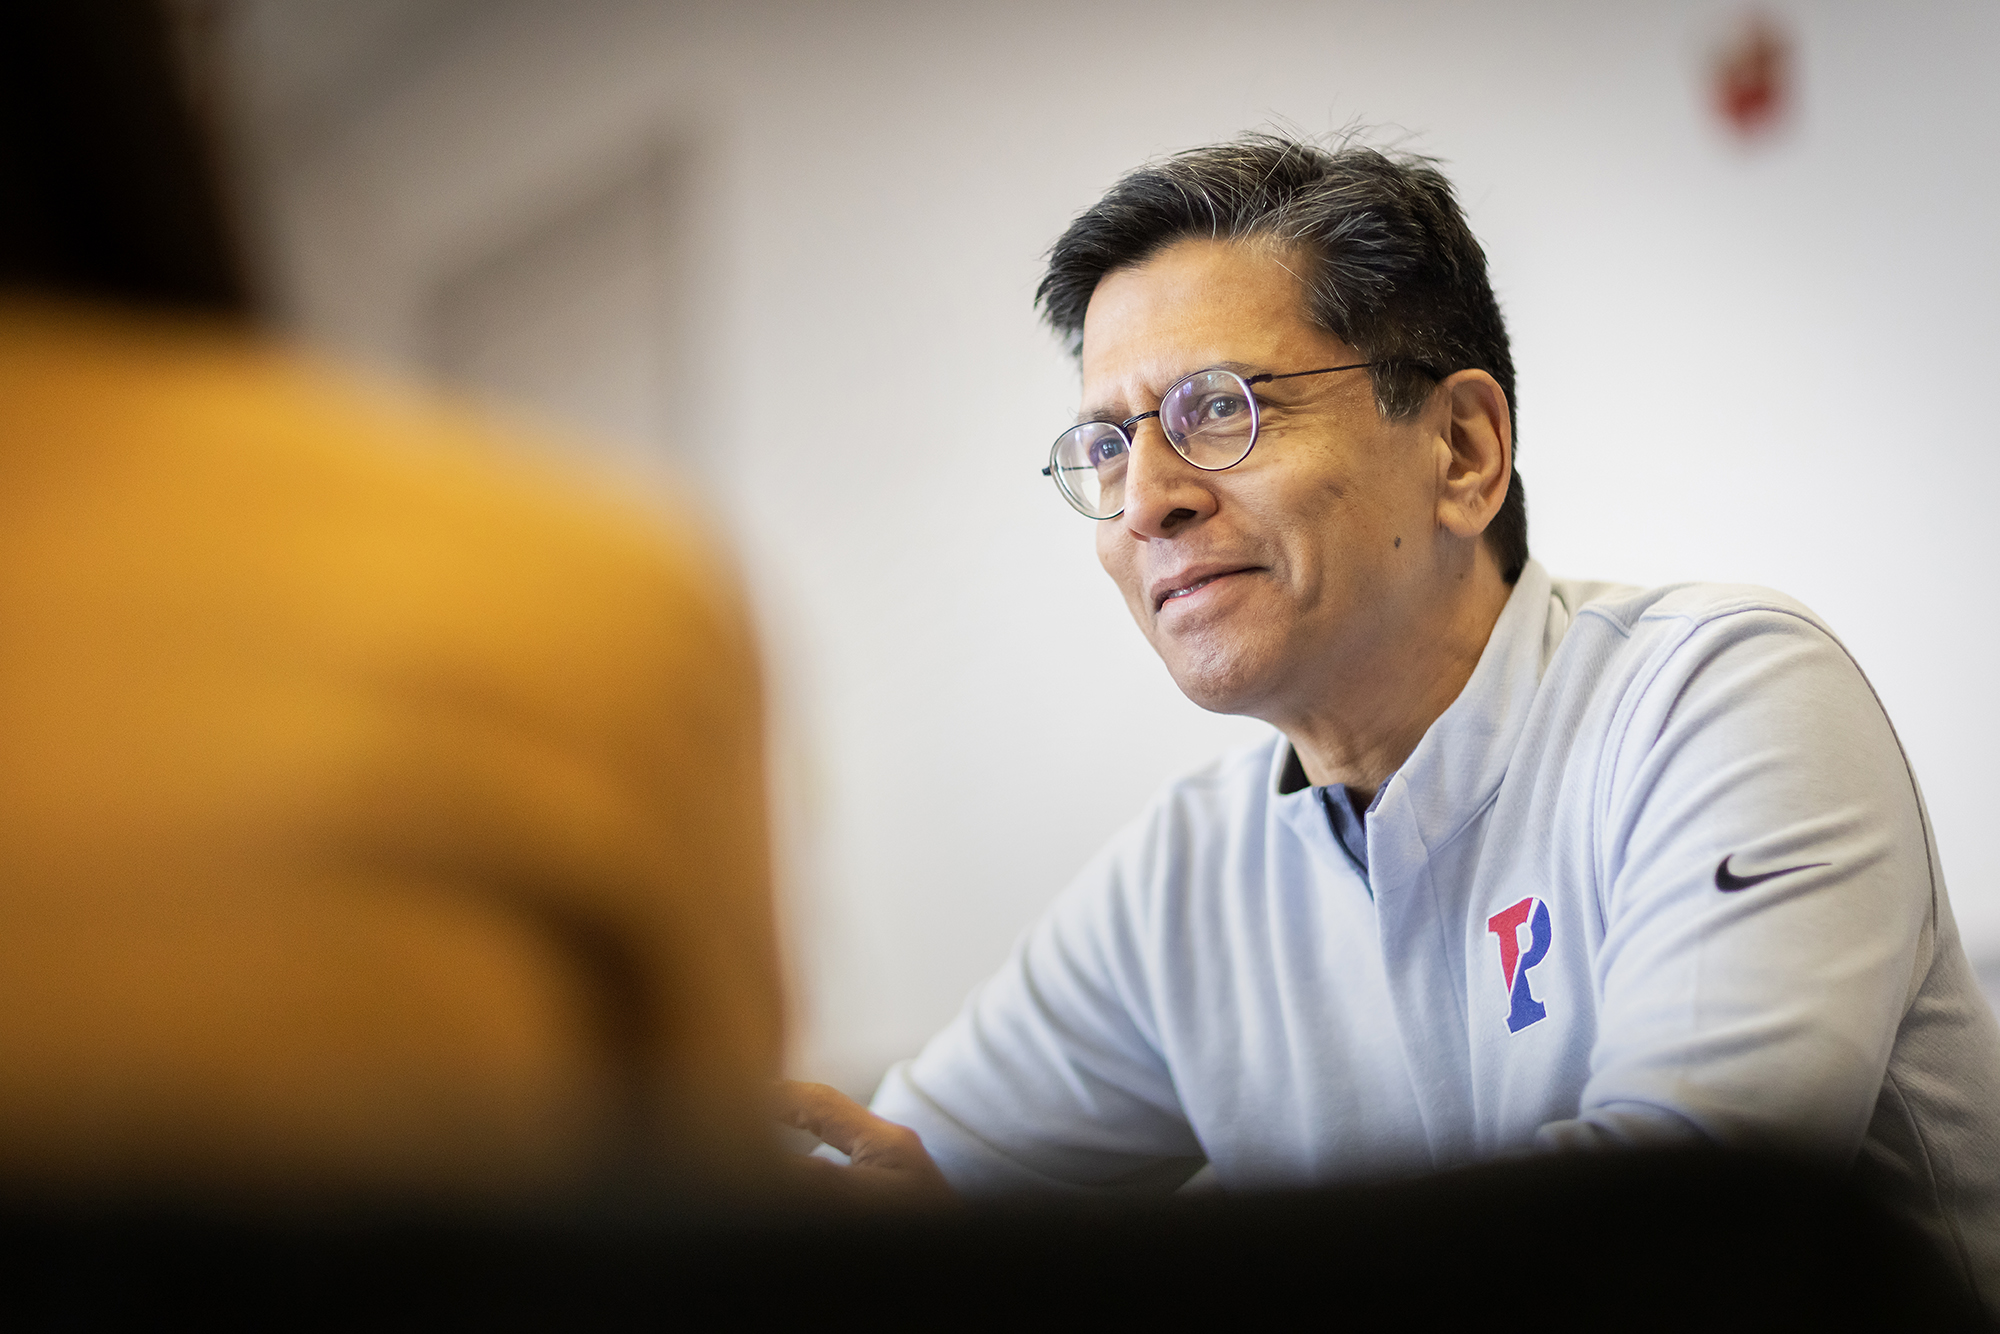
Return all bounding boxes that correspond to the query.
[1712,13,1791,138]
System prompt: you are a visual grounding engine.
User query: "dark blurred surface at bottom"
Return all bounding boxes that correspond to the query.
[0,1149,1985,1330]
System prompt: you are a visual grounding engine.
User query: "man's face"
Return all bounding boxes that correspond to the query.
[1081,238,1445,722]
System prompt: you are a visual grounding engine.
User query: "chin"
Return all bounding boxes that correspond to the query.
[1160,642,1276,718]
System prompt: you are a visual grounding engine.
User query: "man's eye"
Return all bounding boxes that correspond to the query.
[1199,395,1246,423]
[1090,436,1127,467]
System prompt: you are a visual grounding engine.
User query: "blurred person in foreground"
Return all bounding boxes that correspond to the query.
[0,3,783,1203]
[786,134,2000,1298]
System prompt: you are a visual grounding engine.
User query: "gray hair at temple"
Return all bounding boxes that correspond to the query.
[1036,133,1527,584]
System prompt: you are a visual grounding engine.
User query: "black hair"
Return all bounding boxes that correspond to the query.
[1037,133,1525,583]
[0,0,248,314]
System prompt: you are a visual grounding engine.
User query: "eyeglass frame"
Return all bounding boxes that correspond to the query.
[1041,359,1442,520]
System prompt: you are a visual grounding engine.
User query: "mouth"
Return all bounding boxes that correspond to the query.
[1154,567,1257,612]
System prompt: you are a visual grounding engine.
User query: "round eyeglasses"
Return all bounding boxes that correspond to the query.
[1042,362,1386,520]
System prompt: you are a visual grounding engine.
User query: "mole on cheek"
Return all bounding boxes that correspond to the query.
[1394,536,1402,548]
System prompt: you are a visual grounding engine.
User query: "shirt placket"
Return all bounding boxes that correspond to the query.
[1367,774,1478,1169]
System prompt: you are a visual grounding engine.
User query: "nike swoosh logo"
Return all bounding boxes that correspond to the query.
[1714,854,1831,892]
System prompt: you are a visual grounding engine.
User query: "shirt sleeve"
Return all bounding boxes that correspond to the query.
[869,821,1207,1195]
[1537,604,1937,1156]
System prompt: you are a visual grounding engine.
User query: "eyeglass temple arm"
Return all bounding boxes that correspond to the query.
[1249,359,1445,386]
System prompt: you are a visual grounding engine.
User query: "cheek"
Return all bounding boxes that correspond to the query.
[1093,526,1122,578]
[1310,433,1426,537]
[1095,531,1145,611]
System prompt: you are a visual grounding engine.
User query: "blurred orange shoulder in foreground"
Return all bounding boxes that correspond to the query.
[0,299,783,1203]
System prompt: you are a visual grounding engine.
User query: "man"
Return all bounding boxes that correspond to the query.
[787,133,2000,1293]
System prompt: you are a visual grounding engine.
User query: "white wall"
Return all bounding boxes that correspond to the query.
[227,0,2000,1093]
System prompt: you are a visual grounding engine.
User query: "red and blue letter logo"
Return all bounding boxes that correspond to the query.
[1486,896,1552,1033]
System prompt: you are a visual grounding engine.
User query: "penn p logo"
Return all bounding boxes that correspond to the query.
[1486,896,1552,1033]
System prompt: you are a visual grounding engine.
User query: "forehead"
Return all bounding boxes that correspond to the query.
[1078,238,1338,399]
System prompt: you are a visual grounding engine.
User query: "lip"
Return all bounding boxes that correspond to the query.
[1150,564,1259,612]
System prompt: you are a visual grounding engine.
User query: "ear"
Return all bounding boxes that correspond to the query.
[1433,370,1512,541]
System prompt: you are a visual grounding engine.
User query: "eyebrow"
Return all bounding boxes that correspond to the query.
[1074,361,1277,425]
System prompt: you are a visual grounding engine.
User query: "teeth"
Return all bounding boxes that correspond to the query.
[1165,575,1216,602]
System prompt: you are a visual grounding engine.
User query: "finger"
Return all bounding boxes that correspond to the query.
[841,1118,940,1176]
[779,1142,956,1207]
[773,1080,880,1156]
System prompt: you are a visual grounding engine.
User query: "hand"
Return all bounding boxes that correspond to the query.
[775,1080,955,1207]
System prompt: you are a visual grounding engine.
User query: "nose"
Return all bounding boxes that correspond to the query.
[1119,418,1218,539]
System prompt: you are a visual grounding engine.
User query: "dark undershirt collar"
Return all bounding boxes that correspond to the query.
[1281,746,1377,885]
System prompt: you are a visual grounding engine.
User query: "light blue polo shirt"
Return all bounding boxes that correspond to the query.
[873,561,2000,1300]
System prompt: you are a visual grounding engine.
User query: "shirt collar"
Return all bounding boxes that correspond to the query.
[1390,558,1557,851]
[1266,559,1560,855]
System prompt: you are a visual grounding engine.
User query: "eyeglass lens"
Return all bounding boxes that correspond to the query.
[1048,370,1260,519]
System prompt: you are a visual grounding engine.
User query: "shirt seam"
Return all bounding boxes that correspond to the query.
[1589,602,1939,969]
[1880,1066,1976,1285]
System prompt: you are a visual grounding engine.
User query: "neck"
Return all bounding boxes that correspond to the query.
[1282,549,1515,803]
